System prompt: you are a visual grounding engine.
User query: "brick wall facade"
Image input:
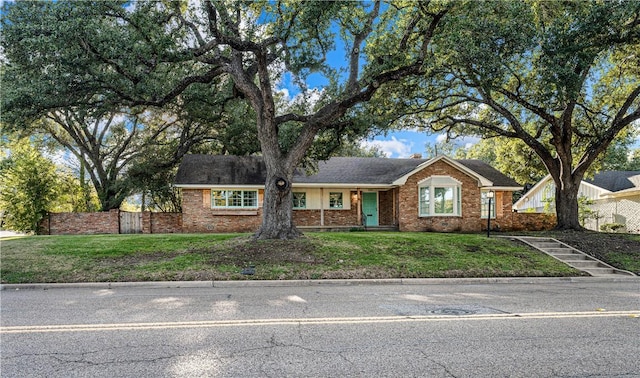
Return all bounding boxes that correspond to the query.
[39,210,182,235]
[176,160,556,234]
[181,189,262,233]
[398,159,486,232]
[379,189,396,226]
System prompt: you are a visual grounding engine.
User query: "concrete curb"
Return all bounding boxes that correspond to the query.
[2,276,639,291]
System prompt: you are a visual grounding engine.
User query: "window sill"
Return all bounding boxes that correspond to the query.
[419,215,462,218]
[211,209,258,216]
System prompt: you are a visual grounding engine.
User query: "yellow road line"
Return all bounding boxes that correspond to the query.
[2,311,638,334]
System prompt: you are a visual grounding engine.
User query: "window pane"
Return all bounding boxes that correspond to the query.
[293,192,306,209]
[419,187,430,215]
[243,191,257,207]
[212,190,227,207]
[481,191,496,219]
[329,192,343,208]
[228,191,243,207]
[434,187,454,214]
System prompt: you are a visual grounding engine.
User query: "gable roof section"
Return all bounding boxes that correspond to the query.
[175,154,521,189]
[513,170,640,208]
[391,155,521,189]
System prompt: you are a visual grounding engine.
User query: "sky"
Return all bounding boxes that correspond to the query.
[274,21,448,159]
[272,8,639,159]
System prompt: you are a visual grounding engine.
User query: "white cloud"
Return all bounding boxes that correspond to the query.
[361,136,414,158]
[436,134,448,143]
[277,88,290,101]
[435,133,480,149]
[276,87,325,116]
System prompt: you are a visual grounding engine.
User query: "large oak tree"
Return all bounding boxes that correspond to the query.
[412,1,640,230]
[2,1,449,239]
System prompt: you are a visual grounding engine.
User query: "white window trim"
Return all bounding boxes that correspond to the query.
[293,192,307,209]
[329,192,344,209]
[418,176,462,217]
[480,191,496,219]
[211,189,259,209]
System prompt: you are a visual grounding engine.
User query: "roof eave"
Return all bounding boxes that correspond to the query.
[174,184,265,189]
[600,188,640,199]
[175,183,396,189]
[292,183,394,189]
[483,186,524,192]
[513,175,552,208]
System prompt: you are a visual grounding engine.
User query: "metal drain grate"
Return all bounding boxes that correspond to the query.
[427,308,477,315]
[380,304,505,316]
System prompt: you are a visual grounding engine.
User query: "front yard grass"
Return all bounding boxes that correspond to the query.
[0,232,589,283]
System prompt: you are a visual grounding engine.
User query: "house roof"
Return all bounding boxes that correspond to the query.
[456,159,523,188]
[513,170,640,209]
[585,171,640,192]
[175,155,266,186]
[174,155,521,189]
[293,157,424,185]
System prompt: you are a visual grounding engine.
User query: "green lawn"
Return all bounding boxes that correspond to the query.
[0,232,586,283]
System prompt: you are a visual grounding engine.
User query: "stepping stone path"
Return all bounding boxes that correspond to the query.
[509,236,636,277]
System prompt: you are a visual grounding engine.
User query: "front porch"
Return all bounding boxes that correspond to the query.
[292,188,399,230]
[297,225,399,232]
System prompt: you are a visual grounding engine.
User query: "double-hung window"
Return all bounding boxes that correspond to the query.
[329,192,343,208]
[211,190,258,208]
[480,191,496,219]
[292,192,306,209]
[418,177,461,216]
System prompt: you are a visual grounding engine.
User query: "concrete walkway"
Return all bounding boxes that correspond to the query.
[509,236,636,277]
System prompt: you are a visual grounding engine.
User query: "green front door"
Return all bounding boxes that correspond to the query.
[362,192,379,227]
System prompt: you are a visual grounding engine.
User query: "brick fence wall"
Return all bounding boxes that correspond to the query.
[491,212,557,232]
[39,210,182,235]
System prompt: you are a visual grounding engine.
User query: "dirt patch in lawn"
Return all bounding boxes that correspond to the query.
[513,230,640,275]
[553,231,638,255]
[204,236,325,266]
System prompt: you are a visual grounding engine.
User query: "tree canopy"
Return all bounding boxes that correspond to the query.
[3,1,637,235]
[2,0,450,239]
[0,139,60,233]
[409,0,640,229]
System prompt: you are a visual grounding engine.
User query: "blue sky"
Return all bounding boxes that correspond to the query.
[275,19,446,159]
[274,11,639,159]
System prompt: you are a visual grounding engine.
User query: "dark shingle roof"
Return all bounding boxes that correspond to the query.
[457,159,521,187]
[585,171,640,192]
[175,155,521,187]
[293,157,425,184]
[175,155,266,185]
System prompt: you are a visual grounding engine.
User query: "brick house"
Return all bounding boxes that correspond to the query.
[175,155,555,233]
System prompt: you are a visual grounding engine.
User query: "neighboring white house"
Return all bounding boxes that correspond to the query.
[513,171,640,233]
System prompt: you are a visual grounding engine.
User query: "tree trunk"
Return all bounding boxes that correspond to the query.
[254,167,302,240]
[553,177,583,231]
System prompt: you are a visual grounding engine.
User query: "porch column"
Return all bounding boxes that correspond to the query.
[356,188,362,226]
[320,188,325,226]
[393,188,397,226]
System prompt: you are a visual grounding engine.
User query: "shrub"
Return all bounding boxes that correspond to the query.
[600,223,626,233]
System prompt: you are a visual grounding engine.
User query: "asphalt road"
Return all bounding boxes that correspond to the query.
[1,278,639,377]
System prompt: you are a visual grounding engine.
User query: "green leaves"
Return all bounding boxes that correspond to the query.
[0,139,60,233]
